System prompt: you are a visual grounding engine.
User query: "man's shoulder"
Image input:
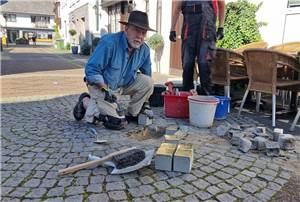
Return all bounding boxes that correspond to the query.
[100,32,122,44]
[140,42,150,53]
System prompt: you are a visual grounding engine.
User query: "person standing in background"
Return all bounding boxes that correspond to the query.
[169,0,225,95]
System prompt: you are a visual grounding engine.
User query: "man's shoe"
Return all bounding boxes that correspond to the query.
[125,114,139,123]
[73,92,90,121]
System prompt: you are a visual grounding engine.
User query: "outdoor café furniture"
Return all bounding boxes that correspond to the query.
[238,48,300,127]
[234,41,268,53]
[269,41,300,54]
[211,48,248,97]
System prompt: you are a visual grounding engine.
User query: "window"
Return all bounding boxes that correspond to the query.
[288,0,300,7]
[4,14,16,22]
[31,16,50,23]
[108,3,123,33]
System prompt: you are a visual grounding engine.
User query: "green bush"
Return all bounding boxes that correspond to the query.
[217,0,266,49]
[147,34,164,51]
[65,42,71,50]
[69,29,77,37]
[16,37,29,44]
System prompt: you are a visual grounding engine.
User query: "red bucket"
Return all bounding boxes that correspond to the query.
[162,91,191,118]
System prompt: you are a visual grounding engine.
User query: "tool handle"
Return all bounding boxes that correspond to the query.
[58,147,136,176]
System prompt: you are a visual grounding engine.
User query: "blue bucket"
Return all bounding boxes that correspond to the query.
[214,96,230,120]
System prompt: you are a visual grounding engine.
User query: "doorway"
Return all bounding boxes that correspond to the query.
[7,30,18,43]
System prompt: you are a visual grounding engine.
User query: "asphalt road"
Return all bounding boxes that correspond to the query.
[1,45,86,75]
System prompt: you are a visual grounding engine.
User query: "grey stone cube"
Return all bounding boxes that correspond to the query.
[265,141,280,157]
[164,135,180,144]
[273,128,284,141]
[166,125,179,135]
[278,134,295,150]
[138,114,152,126]
[253,137,267,151]
[230,132,244,146]
[173,144,193,173]
[155,143,177,171]
[238,138,252,153]
[216,125,230,137]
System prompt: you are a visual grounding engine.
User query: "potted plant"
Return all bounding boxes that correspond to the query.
[69,29,78,54]
[147,34,164,72]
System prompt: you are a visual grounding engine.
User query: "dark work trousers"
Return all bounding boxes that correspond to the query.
[181,13,216,95]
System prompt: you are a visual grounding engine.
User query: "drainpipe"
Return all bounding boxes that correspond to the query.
[96,0,99,31]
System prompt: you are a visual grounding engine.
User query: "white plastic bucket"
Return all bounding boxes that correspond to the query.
[188,96,219,128]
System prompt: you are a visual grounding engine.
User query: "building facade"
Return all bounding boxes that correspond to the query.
[0,0,55,44]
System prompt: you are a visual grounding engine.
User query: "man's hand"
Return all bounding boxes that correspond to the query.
[101,88,117,103]
[169,31,177,42]
[216,27,224,40]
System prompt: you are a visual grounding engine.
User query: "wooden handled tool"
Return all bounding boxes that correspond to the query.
[58,147,136,176]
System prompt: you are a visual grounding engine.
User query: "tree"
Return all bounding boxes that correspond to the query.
[69,29,77,45]
[217,0,266,49]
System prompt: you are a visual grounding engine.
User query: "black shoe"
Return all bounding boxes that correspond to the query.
[125,114,138,123]
[73,92,90,121]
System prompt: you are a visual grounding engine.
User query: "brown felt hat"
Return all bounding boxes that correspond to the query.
[119,10,156,32]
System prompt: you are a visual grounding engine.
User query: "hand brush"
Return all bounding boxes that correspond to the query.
[58,147,146,176]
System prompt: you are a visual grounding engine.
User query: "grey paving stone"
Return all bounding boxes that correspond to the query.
[192,178,210,189]
[9,187,30,198]
[242,182,260,194]
[267,182,282,191]
[152,172,169,181]
[195,190,212,200]
[207,185,222,195]
[40,179,57,188]
[90,175,105,184]
[87,184,102,193]
[73,176,89,186]
[140,185,156,196]
[251,178,267,189]
[153,181,170,190]
[234,174,251,183]
[1,186,14,197]
[214,171,232,180]
[2,177,23,187]
[193,169,207,178]
[165,188,184,198]
[23,178,41,188]
[217,182,234,192]
[1,198,21,202]
[262,169,278,177]
[200,166,217,174]
[180,194,197,202]
[260,188,277,197]
[241,170,257,178]
[279,170,291,179]
[255,192,271,201]
[33,171,46,179]
[44,197,64,202]
[205,175,222,185]
[140,176,154,184]
[231,188,249,199]
[125,178,142,188]
[209,162,224,170]
[106,181,126,191]
[178,184,198,194]
[88,193,109,202]
[65,186,84,196]
[65,195,83,202]
[216,193,237,202]
[132,197,153,202]
[47,187,64,197]
[221,167,240,176]
[151,192,170,202]
[25,187,47,198]
[57,178,73,187]
[167,177,184,186]
[105,175,123,182]
[108,191,127,200]
[274,177,288,185]
[257,173,274,181]
[180,174,197,181]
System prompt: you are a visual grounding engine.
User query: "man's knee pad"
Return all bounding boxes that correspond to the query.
[99,114,127,130]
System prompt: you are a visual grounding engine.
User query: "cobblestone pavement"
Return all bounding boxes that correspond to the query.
[1,95,299,201]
